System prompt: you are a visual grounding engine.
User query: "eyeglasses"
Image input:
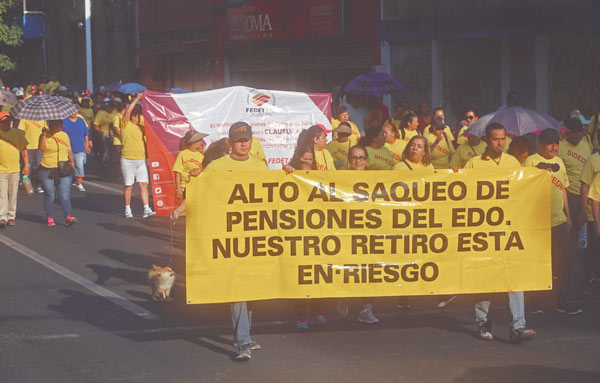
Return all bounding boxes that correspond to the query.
[466,115,475,120]
[349,156,367,162]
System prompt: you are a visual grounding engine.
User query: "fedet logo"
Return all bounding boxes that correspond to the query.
[251,93,271,107]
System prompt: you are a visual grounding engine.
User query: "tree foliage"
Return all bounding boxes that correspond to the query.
[0,0,23,71]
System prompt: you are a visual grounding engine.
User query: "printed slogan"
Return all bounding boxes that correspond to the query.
[185,169,552,304]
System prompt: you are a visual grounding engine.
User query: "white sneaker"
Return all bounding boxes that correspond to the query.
[36,187,44,193]
[142,208,156,219]
[76,184,86,192]
[358,307,379,324]
[125,209,133,218]
[336,298,349,318]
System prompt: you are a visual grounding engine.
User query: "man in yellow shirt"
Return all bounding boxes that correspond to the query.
[78,96,95,128]
[249,136,266,163]
[578,150,600,293]
[451,133,487,169]
[424,117,455,169]
[326,123,353,169]
[523,128,581,315]
[589,172,600,236]
[0,112,29,227]
[331,106,361,147]
[109,98,126,177]
[93,98,117,166]
[463,123,534,343]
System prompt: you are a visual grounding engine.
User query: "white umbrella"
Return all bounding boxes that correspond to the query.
[0,90,17,106]
[465,106,563,137]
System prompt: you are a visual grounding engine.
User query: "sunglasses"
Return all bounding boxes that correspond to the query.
[466,115,475,120]
[349,156,367,162]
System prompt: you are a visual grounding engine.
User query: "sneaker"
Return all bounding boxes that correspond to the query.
[315,312,326,325]
[66,215,77,226]
[296,319,309,330]
[142,208,156,219]
[72,183,77,189]
[124,209,133,218]
[0,220,6,228]
[36,187,44,193]
[7,219,16,226]
[555,306,583,315]
[76,184,86,192]
[477,320,493,340]
[47,217,56,227]
[336,298,349,318]
[232,341,261,350]
[437,295,457,308]
[235,344,252,361]
[529,307,544,315]
[358,307,379,324]
[509,328,536,343]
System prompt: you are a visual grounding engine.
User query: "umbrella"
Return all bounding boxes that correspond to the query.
[169,88,191,94]
[344,72,405,96]
[465,106,563,137]
[118,83,146,94]
[103,81,122,92]
[0,89,17,105]
[10,95,79,121]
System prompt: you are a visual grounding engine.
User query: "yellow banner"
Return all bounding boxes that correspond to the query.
[185,168,552,304]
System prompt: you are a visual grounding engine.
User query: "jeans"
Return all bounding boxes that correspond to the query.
[73,152,86,178]
[231,302,252,348]
[38,168,72,219]
[27,149,42,188]
[0,172,20,221]
[583,221,600,281]
[475,291,526,330]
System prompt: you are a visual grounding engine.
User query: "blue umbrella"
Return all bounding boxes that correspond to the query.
[169,88,191,94]
[118,83,146,94]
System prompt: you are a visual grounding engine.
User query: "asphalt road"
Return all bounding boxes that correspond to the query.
[1,174,599,383]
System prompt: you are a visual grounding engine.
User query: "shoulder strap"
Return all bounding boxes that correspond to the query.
[402,159,413,170]
[400,127,406,140]
[443,131,450,148]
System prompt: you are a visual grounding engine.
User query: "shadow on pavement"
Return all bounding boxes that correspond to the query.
[455,365,600,383]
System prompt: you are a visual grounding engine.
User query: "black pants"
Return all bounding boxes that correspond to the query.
[551,223,578,307]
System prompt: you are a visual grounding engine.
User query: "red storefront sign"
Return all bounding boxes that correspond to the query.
[227,0,340,43]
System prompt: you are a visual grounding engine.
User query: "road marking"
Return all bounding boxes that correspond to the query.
[85,180,123,195]
[0,234,158,321]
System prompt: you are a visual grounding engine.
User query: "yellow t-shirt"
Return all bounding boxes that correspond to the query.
[249,136,266,161]
[523,153,569,227]
[464,152,521,169]
[331,119,361,147]
[456,125,469,146]
[326,139,352,169]
[558,138,592,195]
[203,155,268,173]
[451,141,487,169]
[586,114,600,150]
[1,104,14,113]
[111,113,123,146]
[40,131,71,169]
[588,172,600,203]
[79,107,95,127]
[393,159,435,173]
[399,129,420,143]
[424,129,456,169]
[504,135,513,153]
[93,110,116,136]
[172,149,204,190]
[0,128,28,173]
[314,148,336,171]
[385,139,407,163]
[18,120,46,150]
[120,120,146,160]
[366,146,397,170]
[579,152,600,221]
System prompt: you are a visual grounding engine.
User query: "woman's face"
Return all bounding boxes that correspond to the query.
[408,138,426,163]
[298,151,314,170]
[408,116,419,130]
[314,132,327,150]
[338,111,349,123]
[48,120,63,131]
[465,111,478,124]
[373,128,386,146]
[348,148,367,171]
[190,139,206,153]
[382,125,396,144]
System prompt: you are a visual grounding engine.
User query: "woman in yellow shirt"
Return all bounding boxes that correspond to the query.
[359,124,397,170]
[298,125,336,171]
[173,130,208,201]
[393,135,435,172]
[382,120,406,163]
[424,117,456,169]
[38,120,77,226]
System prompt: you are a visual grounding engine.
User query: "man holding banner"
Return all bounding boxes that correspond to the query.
[464,123,536,343]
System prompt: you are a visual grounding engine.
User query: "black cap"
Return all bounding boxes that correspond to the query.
[564,117,583,132]
[229,121,252,142]
[539,128,560,144]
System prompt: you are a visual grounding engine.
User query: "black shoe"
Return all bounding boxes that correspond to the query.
[477,320,493,340]
[510,328,536,343]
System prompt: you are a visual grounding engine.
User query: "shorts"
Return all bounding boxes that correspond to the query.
[73,152,86,177]
[121,158,149,186]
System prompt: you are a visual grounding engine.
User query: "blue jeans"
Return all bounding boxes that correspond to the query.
[73,152,86,178]
[475,291,526,330]
[231,302,252,348]
[38,168,72,219]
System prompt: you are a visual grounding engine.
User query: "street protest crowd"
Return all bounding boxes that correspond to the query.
[1,83,600,361]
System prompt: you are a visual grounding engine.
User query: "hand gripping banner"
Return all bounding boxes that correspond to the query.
[185,168,552,304]
[142,86,331,216]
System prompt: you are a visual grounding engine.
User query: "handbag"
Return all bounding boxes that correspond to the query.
[54,137,74,177]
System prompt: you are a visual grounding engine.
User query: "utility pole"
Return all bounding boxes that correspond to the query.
[85,0,93,91]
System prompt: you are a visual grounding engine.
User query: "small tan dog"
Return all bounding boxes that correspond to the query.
[148,265,175,301]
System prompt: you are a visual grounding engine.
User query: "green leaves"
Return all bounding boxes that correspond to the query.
[0,0,23,71]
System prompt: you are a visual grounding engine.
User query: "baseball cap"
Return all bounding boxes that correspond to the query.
[314,123,332,134]
[15,89,24,97]
[229,121,252,142]
[432,117,445,130]
[0,111,12,121]
[82,96,90,101]
[569,109,591,125]
[57,85,67,92]
[564,117,583,132]
[102,97,111,103]
[189,131,209,144]
[539,128,560,144]
[333,122,352,135]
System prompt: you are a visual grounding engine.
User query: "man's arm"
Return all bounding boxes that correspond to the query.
[579,182,590,229]
[21,149,30,175]
[563,189,571,229]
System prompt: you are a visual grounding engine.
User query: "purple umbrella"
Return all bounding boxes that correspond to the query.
[465,106,563,137]
[344,72,405,96]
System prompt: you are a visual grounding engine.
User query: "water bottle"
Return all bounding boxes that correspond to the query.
[22,175,34,196]
[578,224,588,249]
